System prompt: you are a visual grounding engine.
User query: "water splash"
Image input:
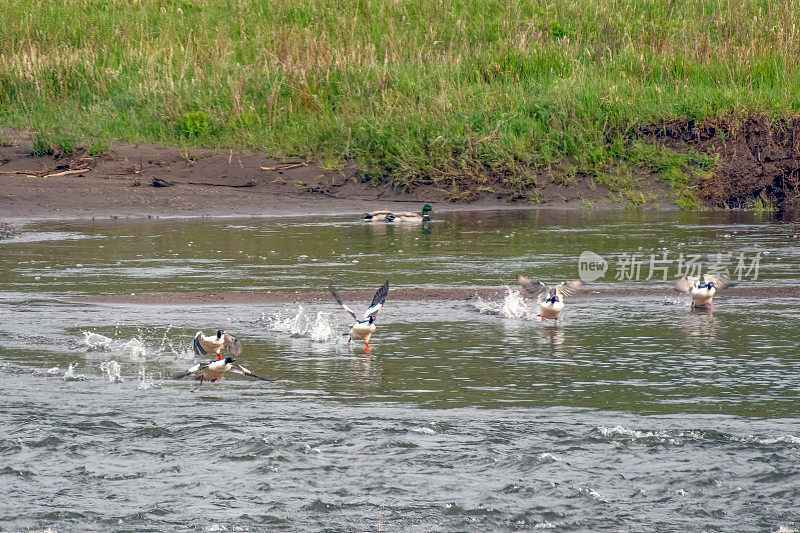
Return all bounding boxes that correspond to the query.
[137,366,156,390]
[261,306,344,344]
[99,360,123,383]
[119,338,148,360]
[81,327,188,360]
[63,363,87,381]
[472,287,535,319]
[83,331,112,350]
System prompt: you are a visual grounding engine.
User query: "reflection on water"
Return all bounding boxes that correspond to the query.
[1,209,800,530]
[2,209,798,295]
[538,323,565,347]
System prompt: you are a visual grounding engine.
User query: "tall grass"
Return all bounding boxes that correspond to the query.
[1,0,799,189]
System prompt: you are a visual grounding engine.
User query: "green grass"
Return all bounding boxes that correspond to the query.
[613,139,718,209]
[54,134,77,156]
[746,196,778,212]
[1,0,799,191]
[31,132,54,157]
[87,138,110,157]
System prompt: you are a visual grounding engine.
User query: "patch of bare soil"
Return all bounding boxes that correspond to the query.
[4,115,800,221]
[0,127,669,221]
[642,115,800,213]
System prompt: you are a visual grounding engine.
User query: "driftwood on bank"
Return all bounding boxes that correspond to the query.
[42,168,89,178]
[0,168,90,178]
[260,162,308,171]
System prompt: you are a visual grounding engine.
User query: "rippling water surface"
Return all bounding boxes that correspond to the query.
[2,209,800,531]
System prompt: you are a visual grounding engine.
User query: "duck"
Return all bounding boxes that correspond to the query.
[363,204,433,223]
[673,274,734,309]
[171,356,274,384]
[517,275,583,320]
[329,281,389,351]
[193,330,243,360]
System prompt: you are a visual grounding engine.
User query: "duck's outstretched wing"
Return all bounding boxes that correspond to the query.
[329,285,357,320]
[363,281,389,319]
[555,280,583,299]
[673,276,699,294]
[231,363,276,381]
[192,331,207,356]
[517,275,549,300]
[223,332,243,357]
[171,362,206,380]
[703,274,735,290]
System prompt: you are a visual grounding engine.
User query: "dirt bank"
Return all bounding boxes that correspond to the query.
[0,127,664,221]
[641,115,800,213]
[3,116,800,221]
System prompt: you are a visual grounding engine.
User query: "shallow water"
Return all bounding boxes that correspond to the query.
[2,209,800,531]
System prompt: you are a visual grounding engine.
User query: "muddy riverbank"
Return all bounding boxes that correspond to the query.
[6,117,800,222]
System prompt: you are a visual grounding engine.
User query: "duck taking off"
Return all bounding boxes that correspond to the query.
[171,357,274,384]
[329,281,390,352]
[193,330,243,360]
[363,204,433,223]
[673,274,734,309]
[517,275,583,320]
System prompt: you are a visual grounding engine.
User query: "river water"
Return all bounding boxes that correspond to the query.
[1,209,800,531]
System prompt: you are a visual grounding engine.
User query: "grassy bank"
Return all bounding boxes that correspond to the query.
[1,0,799,202]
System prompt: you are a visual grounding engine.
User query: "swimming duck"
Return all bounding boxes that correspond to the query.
[171,357,274,384]
[673,274,734,309]
[329,281,389,351]
[193,330,243,360]
[363,204,433,222]
[517,275,583,320]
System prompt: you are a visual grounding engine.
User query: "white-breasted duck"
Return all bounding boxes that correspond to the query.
[517,275,583,320]
[171,357,274,384]
[673,274,734,309]
[193,330,243,360]
[329,281,390,351]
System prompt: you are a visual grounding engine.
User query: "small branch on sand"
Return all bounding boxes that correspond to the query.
[1,168,90,178]
[0,170,39,175]
[260,162,308,171]
[42,168,89,178]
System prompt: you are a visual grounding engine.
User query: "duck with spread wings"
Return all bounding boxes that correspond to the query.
[192,330,243,360]
[172,357,274,384]
[517,275,583,320]
[673,274,734,309]
[329,281,390,351]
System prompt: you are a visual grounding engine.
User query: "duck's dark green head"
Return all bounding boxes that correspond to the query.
[421,204,433,215]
